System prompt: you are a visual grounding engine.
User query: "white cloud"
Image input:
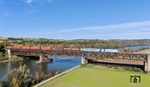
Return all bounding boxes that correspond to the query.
[24,0,54,5]
[36,20,150,35]
[26,20,150,39]
[8,20,150,39]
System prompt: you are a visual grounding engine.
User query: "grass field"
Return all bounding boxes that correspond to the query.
[40,64,150,87]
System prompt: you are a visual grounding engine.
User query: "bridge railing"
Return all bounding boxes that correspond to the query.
[82,52,147,62]
[7,45,148,62]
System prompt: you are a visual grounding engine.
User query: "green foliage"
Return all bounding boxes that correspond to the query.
[3,65,31,87]
[0,40,9,60]
[0,81,2,87]
[6,38,150,48]
[0,52,4,58]
[138,48,149,51]
[0,52,7,61]
[3,65,54,87]
[119,47,133,53]
[12,78,19,87]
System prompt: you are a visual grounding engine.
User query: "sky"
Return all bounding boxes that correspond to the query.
[0,0,150,39]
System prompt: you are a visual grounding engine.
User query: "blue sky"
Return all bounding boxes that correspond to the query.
[0,0,150,39]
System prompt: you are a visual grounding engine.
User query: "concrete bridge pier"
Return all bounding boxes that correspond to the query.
[81,56,88,65]
[39,55,45,63]
[37,55,51,64]
[7,49,12,60]
[144,54,150,73]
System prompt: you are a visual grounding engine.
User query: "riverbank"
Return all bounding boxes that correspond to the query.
[40,64,150,87]
[34,65,81,87]
[0,57,23,63]
[136,49,150,54]
[0,57,81,86]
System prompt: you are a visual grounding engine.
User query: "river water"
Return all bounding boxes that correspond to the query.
[0,57,81,81]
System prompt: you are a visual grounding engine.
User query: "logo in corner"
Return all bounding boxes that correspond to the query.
[130,75,141,83]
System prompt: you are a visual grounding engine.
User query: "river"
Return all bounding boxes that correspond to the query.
[0,57,81,81]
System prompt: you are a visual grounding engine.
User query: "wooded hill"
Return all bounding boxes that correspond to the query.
[4,38,150,48]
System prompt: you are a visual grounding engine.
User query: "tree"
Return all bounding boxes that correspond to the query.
[3,65,31,87]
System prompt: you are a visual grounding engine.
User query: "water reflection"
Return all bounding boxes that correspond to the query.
[0,57,81,81]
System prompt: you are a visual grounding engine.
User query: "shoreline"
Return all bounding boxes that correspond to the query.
[34,65,81,87]
[0,57,23,63]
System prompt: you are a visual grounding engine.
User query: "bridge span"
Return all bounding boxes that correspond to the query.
[6,45,150,73]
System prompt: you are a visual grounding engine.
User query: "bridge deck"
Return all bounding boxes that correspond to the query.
[7,47,148,66]
[88,58,144,66]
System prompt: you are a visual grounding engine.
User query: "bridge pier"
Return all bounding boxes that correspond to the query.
[36,55,51,64]
[7,49,12,60]
[144,54,150,73]
[39,55,44,63]
[81,56,88,65]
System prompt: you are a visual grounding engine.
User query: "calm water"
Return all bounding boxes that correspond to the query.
[0,57,81,81]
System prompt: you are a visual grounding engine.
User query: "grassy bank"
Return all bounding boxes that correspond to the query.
[40,64,150,87]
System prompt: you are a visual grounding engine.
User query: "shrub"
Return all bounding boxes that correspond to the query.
[3,65,31,87]
[3,65,56,87]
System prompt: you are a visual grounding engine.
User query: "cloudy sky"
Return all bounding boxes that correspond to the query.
[0,0,150,39]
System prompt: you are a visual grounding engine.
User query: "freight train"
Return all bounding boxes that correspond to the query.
[6,45,118,53]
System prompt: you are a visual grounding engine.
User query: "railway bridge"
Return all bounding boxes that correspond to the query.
[6,45,80,63]
[6,45,150,73]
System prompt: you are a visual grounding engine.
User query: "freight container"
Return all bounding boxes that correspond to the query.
[64,48,72,50]
[81,48,100,52]
[6,46,13,49]
[22,46,30,49]
[41,47,51,50]
[31,46,40,50]
[13,45,22,49]
[72,48,80,51]
[104,49,118,53]
[52,48,63,50]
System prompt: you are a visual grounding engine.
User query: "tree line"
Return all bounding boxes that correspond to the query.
[7,38,150,48]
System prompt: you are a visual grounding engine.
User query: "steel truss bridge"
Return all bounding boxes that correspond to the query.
[6,46,150,73]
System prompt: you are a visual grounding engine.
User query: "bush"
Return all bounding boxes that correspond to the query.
[0,51,8,61]
[3,65,31,87]
[3,65,55,87]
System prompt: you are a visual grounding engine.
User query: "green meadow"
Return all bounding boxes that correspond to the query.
[40,64,150,87]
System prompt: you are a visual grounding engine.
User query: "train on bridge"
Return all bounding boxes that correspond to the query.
[6,45,80,51]
[6,45,119,53]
